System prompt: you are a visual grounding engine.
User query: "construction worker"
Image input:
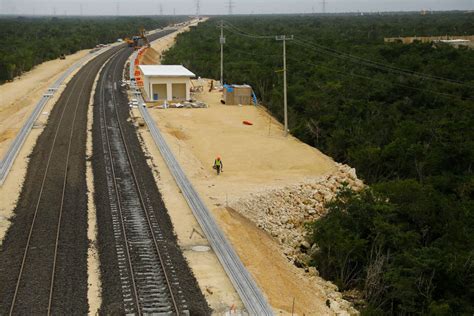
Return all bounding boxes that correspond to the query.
[213,156,223,175]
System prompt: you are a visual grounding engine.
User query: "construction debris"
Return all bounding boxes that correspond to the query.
[158,101,207,109]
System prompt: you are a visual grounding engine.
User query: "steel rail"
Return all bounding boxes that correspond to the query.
[100,48,181,314]
[99,52,142,314]
[0,46,113,185]
[130,47,274,314]
[8,50,114,316]
[110,51,181,315]
[47,50,123,315]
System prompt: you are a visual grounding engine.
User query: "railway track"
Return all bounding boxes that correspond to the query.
[0,46,108,185]
[0,45,124,314]
[97,48,188,314]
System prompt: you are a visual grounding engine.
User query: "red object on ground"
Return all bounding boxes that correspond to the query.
[243,120,253,126]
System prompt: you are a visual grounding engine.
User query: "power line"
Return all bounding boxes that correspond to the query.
[289,56,474,101]
[292,38,472,87]
[220,21,471,88]
[222,21,274,39]
[230,47,282,58]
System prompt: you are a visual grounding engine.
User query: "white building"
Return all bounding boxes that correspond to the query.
[139,65,196,102]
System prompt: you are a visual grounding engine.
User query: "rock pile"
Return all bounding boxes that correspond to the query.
[230,163,364,261]
[230,163,364,315]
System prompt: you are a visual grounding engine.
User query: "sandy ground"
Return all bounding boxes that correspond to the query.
[134,22,340,314]
[144,89,337,315]
[0,50,94,245]
[0,49,90,158]
[86,62,105,315]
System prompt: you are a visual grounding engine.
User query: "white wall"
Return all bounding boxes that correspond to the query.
[143,76,192,102]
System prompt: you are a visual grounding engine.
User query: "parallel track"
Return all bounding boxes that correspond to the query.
[98,48,187,315]
[0,48,108,185]
[6,46,123,315]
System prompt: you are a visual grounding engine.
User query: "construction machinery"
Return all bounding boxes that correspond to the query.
[124,28,151,50]
[137,27,150,49]
[124,37,135,47]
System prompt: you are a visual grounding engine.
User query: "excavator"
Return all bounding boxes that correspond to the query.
[124,28,150,50]
[124,37,135,47]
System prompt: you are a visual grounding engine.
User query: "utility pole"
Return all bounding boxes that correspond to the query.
[276,35,293,136]
[116,1,120,16]
[322,0,327,14]
[219,21,225,86]
[227,0,234,15]
[195,0,200,18]
[80,4,83,16]
[159,3,163,16]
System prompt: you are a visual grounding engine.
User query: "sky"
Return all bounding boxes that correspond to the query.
[0,0,472,16]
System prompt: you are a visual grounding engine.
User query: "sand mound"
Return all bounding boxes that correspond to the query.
[141,47,161,65]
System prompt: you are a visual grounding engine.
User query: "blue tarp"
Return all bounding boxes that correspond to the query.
[252,91,257,105]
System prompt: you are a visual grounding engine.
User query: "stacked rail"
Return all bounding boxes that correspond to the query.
[130,49,274,315]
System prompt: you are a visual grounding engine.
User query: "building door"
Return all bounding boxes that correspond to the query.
[171,83,186,100]
[152,84,167,101]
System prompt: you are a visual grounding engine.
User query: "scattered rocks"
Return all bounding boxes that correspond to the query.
[230,163,364,262]
[230,163,363,315]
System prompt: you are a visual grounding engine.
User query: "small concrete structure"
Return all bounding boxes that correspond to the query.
[139,65,196,102]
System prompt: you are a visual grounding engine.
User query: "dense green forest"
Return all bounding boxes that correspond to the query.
[163,13,474,315]
[0,16,185,83]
